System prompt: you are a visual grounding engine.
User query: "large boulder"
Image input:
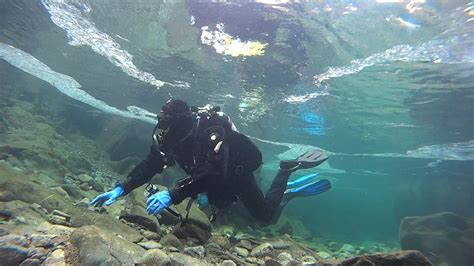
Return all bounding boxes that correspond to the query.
[399,212,474,266]
[340,250,433,266]
[0,245,29,265]
[152,185,212,243]
[172,222,212,244]
[119,187,160,233]
[70,225,145,265]
[157,194,211,230]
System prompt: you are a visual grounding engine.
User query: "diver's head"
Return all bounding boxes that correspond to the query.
[155,99,194,149]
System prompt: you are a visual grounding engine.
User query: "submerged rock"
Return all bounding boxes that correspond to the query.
[245,257,259,264]
[75,198,90,208]
[271,240,291,249]
[30,203,48,215]
[221,260,237,266]
[43,248,66,265]
[230,246,249,257]
[250,242,273,257]
[265,257,282,266]
[152,188,211,243]
[0,228,8,237]
[0,234,29,247]
[19,258,42,266]
[0,245,29,265]
[48,209,72,227]
[27,247,48,260]
[51,210,71,222]
[184,245,205,258]
[79,182,90,191]
[277,252,293,261]
[90,180,104,192]
[71,210,143,243]
[137,249,171,266]
[120,187,161,233]
[173,221,211,244]
[236,239,252,250]
[119,213,159,232]
[36,222,74,236]
[340,250,433,266]
[142,230,161,240]
[77,174,93,184]
[61,184,84,200]
[51,187,70,199]
[48,215,71,227]
[138,240,162,250]
[339,244,356,254]
[159,233,183,250]
[327,241,341,251]
[316,251,332,260]
[29,234,58,248]
[399,212,474,266]
[208,235,231,250]
[169,252,209,266]
[70,225,145,265]
[281,259,299,266]
[301,255,317,264]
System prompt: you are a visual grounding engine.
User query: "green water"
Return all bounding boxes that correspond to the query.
[1,0,473,261]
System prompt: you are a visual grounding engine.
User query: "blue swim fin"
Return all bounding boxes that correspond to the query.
[285,179,331,198]
[287,173,320,189]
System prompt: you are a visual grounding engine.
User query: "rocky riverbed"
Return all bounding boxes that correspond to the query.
[0,91,435,265]
[0,159,435,265]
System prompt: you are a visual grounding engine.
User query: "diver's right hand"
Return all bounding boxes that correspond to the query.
[90,185,124,207]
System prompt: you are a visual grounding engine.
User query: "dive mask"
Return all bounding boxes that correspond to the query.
[153,111,173,147]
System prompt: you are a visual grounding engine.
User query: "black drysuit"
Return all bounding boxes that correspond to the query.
[119,114,292,222]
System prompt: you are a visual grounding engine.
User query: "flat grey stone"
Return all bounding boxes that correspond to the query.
[138,241,162,250]
[184,245,205,258]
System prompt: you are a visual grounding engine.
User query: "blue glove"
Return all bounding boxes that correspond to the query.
[197,193,209,208]
[146,191,172,215]
[90,185,124,207]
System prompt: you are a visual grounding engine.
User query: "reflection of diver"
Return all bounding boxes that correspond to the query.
[91,99,331,223]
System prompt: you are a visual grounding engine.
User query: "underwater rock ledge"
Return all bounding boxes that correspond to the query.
[400,212,474,266]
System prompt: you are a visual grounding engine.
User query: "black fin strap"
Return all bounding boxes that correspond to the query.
[166,207,182,221]
[185,197,194,222]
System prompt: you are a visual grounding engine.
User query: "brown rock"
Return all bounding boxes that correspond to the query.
[208,235,231,250]
[172,222,211,244]
[159,233,183,250]
[43,248,66,266]
[265,257,282,266]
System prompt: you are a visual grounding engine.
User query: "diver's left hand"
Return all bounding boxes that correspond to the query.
[146,191,172,215]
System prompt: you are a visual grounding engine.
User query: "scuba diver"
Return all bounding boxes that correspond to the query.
[91,99,331,223]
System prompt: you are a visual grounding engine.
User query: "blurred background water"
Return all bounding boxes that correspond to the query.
[1,0,473,248]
